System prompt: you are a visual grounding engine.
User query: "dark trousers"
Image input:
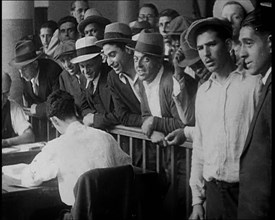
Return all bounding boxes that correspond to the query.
[205,180,239,220]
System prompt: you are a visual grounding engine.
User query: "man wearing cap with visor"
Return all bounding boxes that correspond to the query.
[54,40,86,110]
[185,17,262,219]
[71,36,118,130]
[2,72,35,147]
[10,40,62,141]
[78,8,110,39]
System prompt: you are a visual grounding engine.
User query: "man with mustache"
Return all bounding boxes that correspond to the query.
[185,17,263,219]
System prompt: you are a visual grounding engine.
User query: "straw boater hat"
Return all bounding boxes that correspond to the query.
[70,36,101,64]
[78,8,111,35]
[213,0,255,18]
[95,22,135,48]
[185,17,232,49]
[178,31,200,68]
[127,30,164,57]
[9,40,42,67]
[53,40,76,60]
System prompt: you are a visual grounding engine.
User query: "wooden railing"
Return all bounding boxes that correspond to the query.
[29,118,193,219]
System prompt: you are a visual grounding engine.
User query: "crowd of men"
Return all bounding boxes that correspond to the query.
[2,0,272,219]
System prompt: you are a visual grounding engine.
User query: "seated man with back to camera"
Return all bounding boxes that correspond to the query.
[2,72,35,147]
[20,90,132,209]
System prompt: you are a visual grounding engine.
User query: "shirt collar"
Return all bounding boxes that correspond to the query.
[262,67,271,85]
[31,69,40,86]
[85,72,101,90]
[64,121,83,135]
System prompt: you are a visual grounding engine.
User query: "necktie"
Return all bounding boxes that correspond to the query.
[86,81,94,95]
[31,81,39,96]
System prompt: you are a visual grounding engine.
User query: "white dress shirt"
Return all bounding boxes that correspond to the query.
[190,71,263,206]
[143,66,164,117]
[21,121,132,205]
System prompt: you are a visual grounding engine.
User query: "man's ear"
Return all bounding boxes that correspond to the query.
[267,34,272,53]
[225,39,233,52]
[50,116,60,127]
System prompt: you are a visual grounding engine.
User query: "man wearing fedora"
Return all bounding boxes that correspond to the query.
[53,40,86,111]
[77,8,111,40]
[2,72,35,147]
[71,36,119,130]
[10,40,62,141]
[185,17,262,219]
[130,30,193,219]
[96,22,143,128]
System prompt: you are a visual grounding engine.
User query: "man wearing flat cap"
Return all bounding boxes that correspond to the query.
[2,72,35,147]
[238,3,272,219]
[71,36,118,130]
[10,40,62,141]
[78,8,110,40]
[54,39,86,110]
[184,17,263,219]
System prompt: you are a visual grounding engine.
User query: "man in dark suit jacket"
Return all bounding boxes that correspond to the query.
[238,5,272,219]
[10,40,62,141]
[71,36,119,130]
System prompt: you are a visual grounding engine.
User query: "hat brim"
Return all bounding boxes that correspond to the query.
[9,52,42,68]
[78,16,111,35]
[95,38,136,48]
[185,18,232,49]
[178,56,201,68]
[70,53,100,64]
[126,45,163,57]
[54,50,76,60]
[213,0,255,18]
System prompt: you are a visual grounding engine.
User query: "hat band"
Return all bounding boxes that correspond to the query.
[15,51,37,63]
[104,32,131,40]
[76,45,101,57]
[135,41,163,56]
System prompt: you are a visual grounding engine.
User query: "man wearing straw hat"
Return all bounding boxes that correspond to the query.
[185,17,262,219]
[70,36,119,130]
[2,72,35,147]
[96,22,143,127]
[10,40,62,141]
[78,8,111,39]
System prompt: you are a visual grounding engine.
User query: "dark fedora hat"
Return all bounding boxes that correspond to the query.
[78,8,111,35]
[127,30,164,57]
[166,15,195,36]
[9,40,42,67]
[95,22,135,48]
[185,17,232,49]
[178,31,200,68]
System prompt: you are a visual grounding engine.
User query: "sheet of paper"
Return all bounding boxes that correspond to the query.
[2,147,20,154]
[2,163,28,180]
[14,142,46,152]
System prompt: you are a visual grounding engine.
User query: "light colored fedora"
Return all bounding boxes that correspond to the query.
[178,31,200,68]
[95,22,135,48]
[9,40,42,67]
[185,17,232,49]
[78,8,111,35]
[213,0,255,18]
[70,36,101,64]
[166,15,195,36]
[127,30,164,57]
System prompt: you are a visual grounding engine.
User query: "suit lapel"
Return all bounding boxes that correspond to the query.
[242,74,272,154]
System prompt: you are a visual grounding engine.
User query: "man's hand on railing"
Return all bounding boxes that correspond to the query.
[141,116,154,137]
[150,131,168,147]
[83,113,94,126]
[165,128,186,145]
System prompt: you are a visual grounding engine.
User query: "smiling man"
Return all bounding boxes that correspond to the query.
[185,17,263,219]
[70,36,118,130]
